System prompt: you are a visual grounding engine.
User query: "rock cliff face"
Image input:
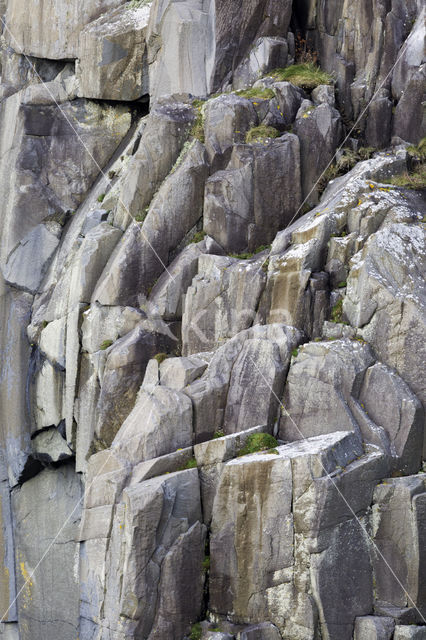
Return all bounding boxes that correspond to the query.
[0,1,425,639]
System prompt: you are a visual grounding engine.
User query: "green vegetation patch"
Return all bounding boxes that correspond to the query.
[213,428,225,439]
[190,101,205,143]
[382,138,426,190]
[235,87,275,101]
[330,299,343,323]
[238,432,278,457]
[100,339,113,350]
[230,244,270,259]
[154,352,168,364]
[246,125,280,143]
[269,63,333,90]
[190,623,202,640]
[97,193,105,203]
[317,147,376,194]
[191,230,206,244]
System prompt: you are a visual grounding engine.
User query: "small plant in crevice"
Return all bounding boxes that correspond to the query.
[382,137,426,190]
[330,299,343,324]
[230,244,270,260]
[154,352,168,365]
[246,124,280,143]
[235,87,275,101]
[189,623,202,640]
[99,339,113,350]
[97,193,106,203]
[268,63,333,90]
[191,230,206,244]
[317,147,376,195]
[134,207,149,223]
[237,432,278,457]
[213,428,225,439]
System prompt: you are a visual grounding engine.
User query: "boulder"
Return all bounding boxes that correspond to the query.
[77,3,151,101]
[111,385,193,467]
[204,134,301,253]
[203,94,257,170]
[372,476,426,617]
[182,254,267,355]
[5,0,124,58]
[394,627,426,640]
[232,37,288,90]
[354,616,395,640]
[294,103,343,206]
[393,65,426,144]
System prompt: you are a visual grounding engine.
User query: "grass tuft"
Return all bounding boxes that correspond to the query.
[100,339,113,350]
[246,125,280,143]
[269,63,333,90]
[238,432,278,457]
[235,87,275,101]
[154,352,168,365]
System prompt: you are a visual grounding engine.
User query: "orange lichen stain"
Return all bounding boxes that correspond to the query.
[357,199,363,206]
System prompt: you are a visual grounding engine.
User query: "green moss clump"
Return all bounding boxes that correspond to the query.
[246,125,280,143]
[269,63,333,89]
[291,347,299,358]
[190,102,205,143]
[337,281,347,288]
[100,339,113,350]
[134,208,149,223]
[191,230,206,243]
[154,352,168,365]
[97,193,105,203]
[213,429,225,439]
[238,432,278,457]
[235,87,275,101]
[330,299,343,323]
[230,244,270,259]
[202,556,210,572]
[317,147,376,194]
[382,163,426,190]
[190,623,202,640]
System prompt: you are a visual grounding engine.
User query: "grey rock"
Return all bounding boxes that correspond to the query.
[366,97,393,149]
[160,355,208,390]
[204,134,301,253]
[81,303,145,354]
[94,140,209,305]
[394,627,426,640]
[3,221,62,294]
[77,3,151,101]
[112,385,193,467]
[294,103,343,206]
[5,0,125,58]
[194,425,266,467]
[393,64,426,144]
[93,322,176,452]
[354,616,395,640]
[311,84,335,107]
[279,339,375,441]
[32,427,73,464]
[182,254,266,355]
[12,465,82,640]
[272,81,305,126]
[232,37,288,90]
[148,241,206,321]
[203,94,257,170]
[238,623,281,639]
[344,224,426,406]
[359,363,424,474]
[372,476,426,615]
[130,447,194,484]
[115,97,194,227]
[0,92,130,269]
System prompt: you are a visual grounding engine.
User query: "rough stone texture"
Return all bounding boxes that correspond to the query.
[238,622,282,639]
[77,3,151,101]
[147,0,293,97]
[294,103,343,206]
[5,0,125,58]
[354,616,395,640]
[80,469,205,640]
[203,94,257,170]
[0,91,130,270]
[204,134,301,253]
[372,477,426,618]
[182,254,267,355]
[344,223,426,407]
[94,140,209,305]
[232,37,288,90]
[115,97,195,227]
[12,465,82,640]
[394,627,426,640]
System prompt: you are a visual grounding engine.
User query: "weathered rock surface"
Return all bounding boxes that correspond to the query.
[77,3,151,101]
